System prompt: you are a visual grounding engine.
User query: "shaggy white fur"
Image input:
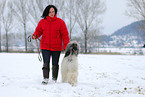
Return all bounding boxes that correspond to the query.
[61,41,79,86]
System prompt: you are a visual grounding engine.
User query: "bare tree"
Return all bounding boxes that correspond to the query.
[75,0,106,53]
[2,1,14,52]
[29,0,46,27]
[0,0,5,52]
[65,0,78,40]
[126,0,145,39]
[126,0,145,20]
[12,0,31,52]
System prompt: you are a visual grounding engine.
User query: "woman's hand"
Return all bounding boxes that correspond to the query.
[32,35,37,39]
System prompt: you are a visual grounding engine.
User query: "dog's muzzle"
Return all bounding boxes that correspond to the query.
[71,46,78,56]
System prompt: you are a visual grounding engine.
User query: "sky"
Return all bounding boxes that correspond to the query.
[102,0,137,35]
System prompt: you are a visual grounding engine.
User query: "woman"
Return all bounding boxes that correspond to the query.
[32,5,69,84]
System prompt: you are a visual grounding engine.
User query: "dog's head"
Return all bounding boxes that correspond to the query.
[64,41,79,57]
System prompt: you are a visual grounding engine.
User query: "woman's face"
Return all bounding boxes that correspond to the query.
[48,7,55,17]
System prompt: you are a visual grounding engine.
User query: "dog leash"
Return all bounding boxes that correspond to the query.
[28,35,42,62]
[35,39,42,62]
[28,35,64,62]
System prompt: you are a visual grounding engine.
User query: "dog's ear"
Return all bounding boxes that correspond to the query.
[64,50,70,57]
[65,43,71,50]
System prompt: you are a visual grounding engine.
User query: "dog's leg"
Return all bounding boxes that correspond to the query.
[67,72,73,85]
[62,75,67,83]
[62,71,67,82]
[68,72,78,86]
[74,72,78,83]
[61,59,68,83]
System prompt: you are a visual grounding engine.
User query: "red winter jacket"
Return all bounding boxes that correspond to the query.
[33,15,70,51]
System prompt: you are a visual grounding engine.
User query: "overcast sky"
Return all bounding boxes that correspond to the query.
[102,0,137,35]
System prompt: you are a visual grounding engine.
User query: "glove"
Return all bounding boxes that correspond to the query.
[32,35,37,39]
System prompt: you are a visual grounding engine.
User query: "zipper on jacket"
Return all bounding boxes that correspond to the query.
[49,19,52,50]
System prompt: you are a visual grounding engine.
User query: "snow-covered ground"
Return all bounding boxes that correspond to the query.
[93,48,145,55]
[0,53,145,97]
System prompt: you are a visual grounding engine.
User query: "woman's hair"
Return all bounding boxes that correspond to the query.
[41,5,57,19]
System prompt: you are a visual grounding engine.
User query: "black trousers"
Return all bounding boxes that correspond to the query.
[42,49,61,65]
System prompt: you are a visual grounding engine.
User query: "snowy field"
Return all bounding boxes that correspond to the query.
[0,53,145,97]
[93,48,145,55]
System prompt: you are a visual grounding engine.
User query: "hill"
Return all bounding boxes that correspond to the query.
[104,20,145,47]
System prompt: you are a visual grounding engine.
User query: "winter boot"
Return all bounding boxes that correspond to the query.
[42,78,49,85]
[52,65,59,82]
[42,63,50,84]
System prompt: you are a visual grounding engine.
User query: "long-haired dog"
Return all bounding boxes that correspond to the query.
[61,41,79,86]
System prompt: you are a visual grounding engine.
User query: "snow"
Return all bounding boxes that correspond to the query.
[0,53,145,97]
